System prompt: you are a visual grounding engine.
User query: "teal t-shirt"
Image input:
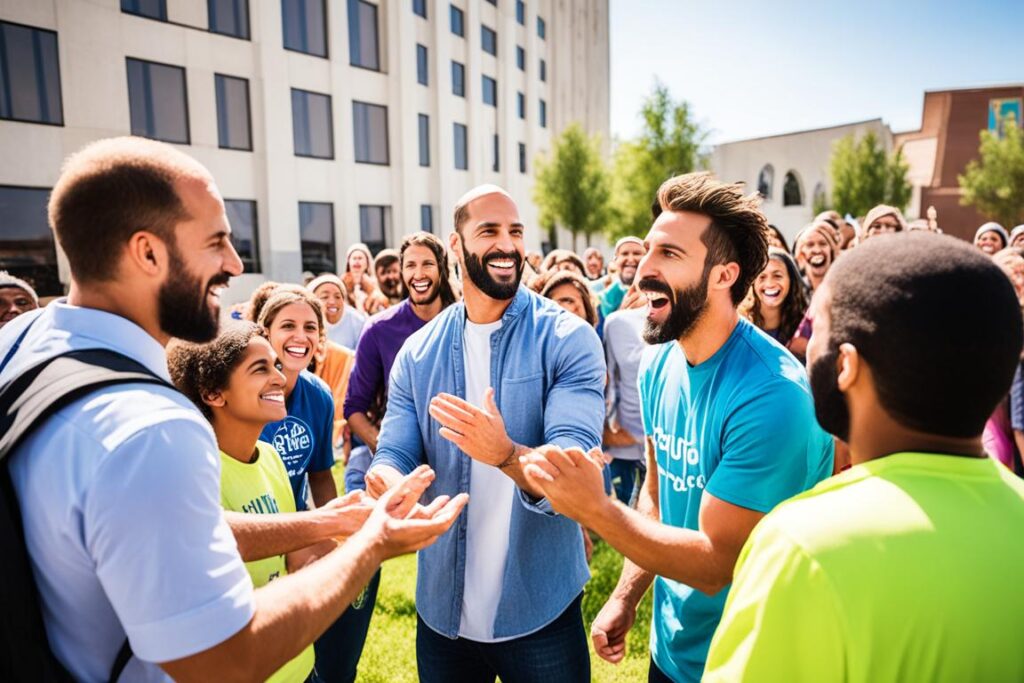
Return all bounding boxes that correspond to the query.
[599,279,627,318]
[639,318,833,682]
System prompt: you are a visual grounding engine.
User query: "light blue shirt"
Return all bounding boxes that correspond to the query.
[326,306,366,350]
[639,318,833,683]
[0,303,254,682]
[603,307,647,461]
[374,286,606,639]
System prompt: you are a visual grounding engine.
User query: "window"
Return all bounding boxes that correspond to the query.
[757,164,774,200]
[516,46,525,70]
[539,58,546,82]
[537,16,545,39]
[451,60,465,97]
[517,91,525,119]
[418,113,430,167]
[215,74,252,150]
[516,0,525,24]
[416,44,428,85]
[121,0,166,20]
[413,0,427,19]
[0,186,61,296]
[359,205,391,254]
[0,22,63,126]
[454,123,468,170]
[299,202,336,273]
[492,133,499,172]
[518,142,526,173]
[482,75,497,106]
[225,199,260,272]
[481,25,497,56]
[450,5,464,36]
[208,0,250,39]
[291,88,334,159]
[282,0,327,57]
[485,0,497,5]
[539,98,547,128]
[420,204,433,233]
[783,171,803,206]
[348,0,380,70]
[353,101,389,164]
[126,58,189,143]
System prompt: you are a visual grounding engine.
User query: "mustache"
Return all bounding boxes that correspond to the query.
[637,277,673,298]
[207,272,232,289]
[484,250,522,265]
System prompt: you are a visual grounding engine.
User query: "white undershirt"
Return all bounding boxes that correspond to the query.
[458,318,516,642]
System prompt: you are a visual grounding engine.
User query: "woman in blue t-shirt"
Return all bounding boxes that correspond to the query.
[256,286,377,683]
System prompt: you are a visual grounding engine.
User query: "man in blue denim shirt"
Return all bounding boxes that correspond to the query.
[365,185,605,682]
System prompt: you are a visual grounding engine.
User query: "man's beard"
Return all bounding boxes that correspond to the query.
[406,275,442,307]
[380,277,402,298]
[461,245,523,300]
[640,275,709,345]
[158,245,229,343]
[808,345,850,442]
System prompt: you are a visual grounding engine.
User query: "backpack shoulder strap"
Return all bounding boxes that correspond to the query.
[0,348,172,462]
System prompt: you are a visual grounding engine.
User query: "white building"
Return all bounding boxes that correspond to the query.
[711,119,893,242]
[0,0,609,302]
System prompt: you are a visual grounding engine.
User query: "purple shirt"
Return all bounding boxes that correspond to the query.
[343,299,427,422]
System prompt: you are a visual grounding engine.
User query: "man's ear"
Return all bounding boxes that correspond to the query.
[836,343,860,391]
[709,262,740,295]
[202,389,226,410]
[125,231,169,278]
[449,230,461,256]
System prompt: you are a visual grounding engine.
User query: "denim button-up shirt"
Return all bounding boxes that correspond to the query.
[374,286,606,639]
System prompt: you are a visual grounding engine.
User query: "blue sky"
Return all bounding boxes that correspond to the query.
[609,0,1024,144]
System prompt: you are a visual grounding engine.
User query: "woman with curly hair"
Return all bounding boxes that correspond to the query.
[740,248,810,360]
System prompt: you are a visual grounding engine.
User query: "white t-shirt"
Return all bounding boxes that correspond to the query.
[458,319,516,642]
[0,303,254,682]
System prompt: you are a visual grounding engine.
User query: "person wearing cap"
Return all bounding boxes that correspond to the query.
[310,273,367,351]
[975,222,1010,255]
[0,271,39,329]
[861,205,908,240]
[598,237,646,319]
[583,247,605,281]
[1010,225,1024,249]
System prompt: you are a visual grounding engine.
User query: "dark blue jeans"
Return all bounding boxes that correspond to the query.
[609,458,646,508]
[648,656,675,682]
[312,569,380,682]
[416,593,590,683]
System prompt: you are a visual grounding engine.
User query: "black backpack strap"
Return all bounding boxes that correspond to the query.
[0,348,173,682]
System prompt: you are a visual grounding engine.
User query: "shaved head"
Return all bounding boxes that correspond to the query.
[453,184,515,233]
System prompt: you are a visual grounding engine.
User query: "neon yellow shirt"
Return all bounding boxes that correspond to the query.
[220,441,315,683]
[706,452,1024,682]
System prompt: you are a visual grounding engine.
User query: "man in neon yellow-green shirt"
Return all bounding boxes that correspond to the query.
[706,232,1024,681]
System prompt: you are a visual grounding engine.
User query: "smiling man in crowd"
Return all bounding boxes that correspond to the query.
[521,172,833,683]
[598,237,646,316]
[365,185,605,682]
[0,271,40,329]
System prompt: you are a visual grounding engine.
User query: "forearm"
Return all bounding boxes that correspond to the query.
[587,501,730,594]
[610,479,657,607]
[286,538,338,573]
[226,511,344,561]
[162,531,384,683]
[348,412,380,453]
[309,469,338,508]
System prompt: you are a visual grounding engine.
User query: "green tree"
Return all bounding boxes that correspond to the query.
[533,122,612,251]
[607,82,706,241]
[828,131,911,218]
[959,115,1024,228]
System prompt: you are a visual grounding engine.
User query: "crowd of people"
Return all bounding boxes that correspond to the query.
[1,135,1022,683]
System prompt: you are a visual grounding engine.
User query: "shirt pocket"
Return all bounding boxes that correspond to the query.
[500,373,545,444]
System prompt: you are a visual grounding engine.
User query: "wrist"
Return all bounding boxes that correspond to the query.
[348,526,388,565]
[496,441,520,469]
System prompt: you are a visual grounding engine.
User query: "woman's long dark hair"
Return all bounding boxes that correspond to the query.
[746,248,809,342]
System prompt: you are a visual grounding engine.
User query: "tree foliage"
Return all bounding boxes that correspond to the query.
[828,131,911,218]
[607,82,706,240]
[959,115,1024,228]
[533,122,612,251]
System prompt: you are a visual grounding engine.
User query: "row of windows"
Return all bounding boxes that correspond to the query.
[757,165,805,207]
[0,183,441,289]
[121,1,546,69]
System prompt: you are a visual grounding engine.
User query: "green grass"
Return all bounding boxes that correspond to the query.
[355,540,653,682]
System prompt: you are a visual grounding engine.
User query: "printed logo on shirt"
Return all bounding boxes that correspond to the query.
[652,425,706,493]
[270,417,315,477]
[241,493,281,515]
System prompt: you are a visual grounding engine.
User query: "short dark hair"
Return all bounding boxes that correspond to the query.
[657,172,768,305]
[167,322,262,419]
[400,232,457,308]
[373,249,400,272]
[48,137,209,283]
[825,232,1023,437]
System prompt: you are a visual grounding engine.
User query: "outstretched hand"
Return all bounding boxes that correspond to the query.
[520,445,609,524]
[429,389,515,467]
